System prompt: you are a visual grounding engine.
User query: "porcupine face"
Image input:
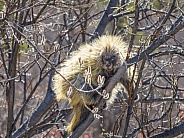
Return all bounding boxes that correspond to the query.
[100,49,121,73]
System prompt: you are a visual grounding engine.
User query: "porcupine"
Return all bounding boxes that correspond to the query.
[53,35,135,133]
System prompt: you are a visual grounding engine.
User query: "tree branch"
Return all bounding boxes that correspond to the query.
[149,122,184,138]
[89,0,119,41]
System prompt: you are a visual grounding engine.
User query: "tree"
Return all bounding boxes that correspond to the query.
[0,0,184,137]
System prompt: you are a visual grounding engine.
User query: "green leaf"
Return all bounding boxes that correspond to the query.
[125,1,135,11]
[0,1,4,11]
[153,0,161,10]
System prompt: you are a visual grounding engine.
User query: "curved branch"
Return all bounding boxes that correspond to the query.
[149,122,184,138]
